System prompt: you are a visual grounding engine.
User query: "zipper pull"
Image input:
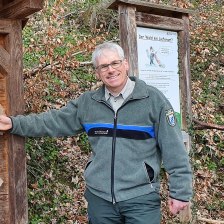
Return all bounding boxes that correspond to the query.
[112,197,116,205]
[114,111,117,120]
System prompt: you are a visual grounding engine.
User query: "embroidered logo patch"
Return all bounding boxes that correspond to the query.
[94,130,109,135]
[165,109,176,127]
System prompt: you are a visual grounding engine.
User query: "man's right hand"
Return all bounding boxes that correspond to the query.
[0,115,12,131]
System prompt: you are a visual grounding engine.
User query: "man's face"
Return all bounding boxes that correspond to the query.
[95,49,129,94]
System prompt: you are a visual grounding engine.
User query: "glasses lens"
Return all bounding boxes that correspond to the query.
[111,60,122,69]
[100,65,109,72]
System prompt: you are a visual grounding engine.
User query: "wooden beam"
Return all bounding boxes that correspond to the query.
[107,0,193,18]
[136,12,184,31]
[0,19,27,224]
[119,4,139,76]
[0,0,44,19]
[0,45,10,74]
[1,0,14,5]
[8,19,27,224]
[0,130,10,222]
[179,15,192,130]
[0,20,12,33]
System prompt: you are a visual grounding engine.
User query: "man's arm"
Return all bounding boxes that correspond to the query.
[154,97,193,210]
[10,99,83,137]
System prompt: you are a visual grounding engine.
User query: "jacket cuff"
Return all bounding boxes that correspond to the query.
[169,195,190,202]
[9,116,14,132]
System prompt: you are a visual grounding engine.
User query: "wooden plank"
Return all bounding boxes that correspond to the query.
[0,45,10,74]
[0,195,10,223]
[1,0,14,5]
[183,15,192,120]
[0,71,10,223]
[0,19,27,224]
[107,0,193,18]
[178,15,192,219]
[0,134,10,224]
[0,19,12,33]
[7,19,27,224]
[0,80,7,137]
[0,22,11,224]
[118,4,139,76]
[179,15,192,130]
[136,12,184,31]
[0,0,44,19]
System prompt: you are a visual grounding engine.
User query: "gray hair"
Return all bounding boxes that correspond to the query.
[92,42,125,68]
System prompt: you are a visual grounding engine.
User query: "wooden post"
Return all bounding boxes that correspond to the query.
[118,4,138,76]
[179,14,192,127]
[0,19,27,224]
[0,1,44,223]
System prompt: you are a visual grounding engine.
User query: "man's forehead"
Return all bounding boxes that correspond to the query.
[97,50,120,62]
[100,48,118,56]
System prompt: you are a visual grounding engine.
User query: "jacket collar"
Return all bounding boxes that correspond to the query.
[92,77,149,102]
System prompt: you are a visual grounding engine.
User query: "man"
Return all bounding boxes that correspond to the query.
[0,42,192,224]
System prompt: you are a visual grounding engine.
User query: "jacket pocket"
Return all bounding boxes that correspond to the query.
[85,160,93,171]
[143,162,155,182]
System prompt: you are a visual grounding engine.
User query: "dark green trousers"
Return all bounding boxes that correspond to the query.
[84,189,161,224]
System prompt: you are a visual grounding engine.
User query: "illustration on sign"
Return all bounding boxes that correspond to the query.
[137,27,181,126]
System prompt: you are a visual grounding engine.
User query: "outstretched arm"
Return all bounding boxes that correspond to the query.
[0,115,12,131]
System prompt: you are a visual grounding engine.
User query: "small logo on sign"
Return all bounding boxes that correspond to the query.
[166,109,176,127]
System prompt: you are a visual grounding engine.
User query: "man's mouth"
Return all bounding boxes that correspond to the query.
[107,74,119,80]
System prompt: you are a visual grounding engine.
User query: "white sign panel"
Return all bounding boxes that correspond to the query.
[137,27,181,125]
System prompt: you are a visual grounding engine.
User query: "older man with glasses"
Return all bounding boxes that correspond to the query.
[0,42,192,224]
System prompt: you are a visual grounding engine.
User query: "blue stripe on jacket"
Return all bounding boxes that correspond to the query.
[83,123,155,138]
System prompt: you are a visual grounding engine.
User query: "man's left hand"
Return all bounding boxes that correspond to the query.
[168,197,189,215]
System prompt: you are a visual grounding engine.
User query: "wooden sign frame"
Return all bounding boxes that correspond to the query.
[106,0,193,146]
[106,1,193,221]
[0,1,44,223]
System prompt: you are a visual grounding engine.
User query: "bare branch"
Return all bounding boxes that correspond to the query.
[197,216,224,224]
[193,118,224,130]
[23,51,86,77]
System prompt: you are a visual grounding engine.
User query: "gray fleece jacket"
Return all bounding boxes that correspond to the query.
[11,77,192,203]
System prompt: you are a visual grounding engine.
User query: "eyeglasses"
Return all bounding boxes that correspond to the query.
[96,60,123,72]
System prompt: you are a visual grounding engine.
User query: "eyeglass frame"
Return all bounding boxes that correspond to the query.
[95,59,124,72]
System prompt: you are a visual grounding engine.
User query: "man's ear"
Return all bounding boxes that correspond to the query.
[123,59,129,71]
[95,71,100,80]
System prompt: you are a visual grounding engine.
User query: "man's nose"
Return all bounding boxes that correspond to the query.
[107,65,115,72]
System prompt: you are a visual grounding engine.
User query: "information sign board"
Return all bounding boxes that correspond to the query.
[137,27,182,126]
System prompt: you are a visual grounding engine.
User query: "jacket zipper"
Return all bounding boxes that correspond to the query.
[111,112,117,204]
[95,100,117,204]
[95,97,148,205]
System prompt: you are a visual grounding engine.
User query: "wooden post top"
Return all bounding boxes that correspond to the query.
[106,0,193,18]
[0,0,44,19]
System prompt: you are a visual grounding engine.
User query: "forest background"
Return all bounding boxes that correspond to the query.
[22,0,224,223]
